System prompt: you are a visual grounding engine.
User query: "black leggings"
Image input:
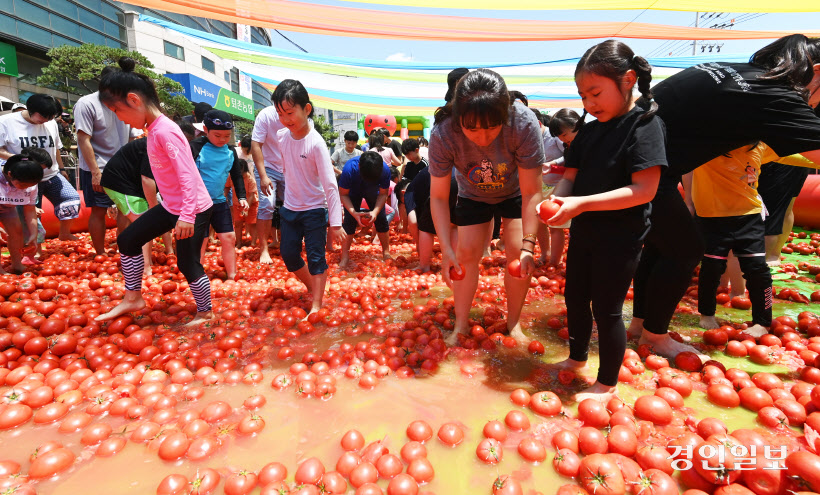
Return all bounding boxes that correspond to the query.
[697,214,773,327]
[118,204,213,311]
[565,235,642,387]
[632,187,705,334]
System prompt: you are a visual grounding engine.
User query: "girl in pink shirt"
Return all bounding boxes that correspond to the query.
[95,57,215,327]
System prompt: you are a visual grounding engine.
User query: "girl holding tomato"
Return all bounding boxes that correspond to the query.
[543,40,667,402]
[429,69,545,346]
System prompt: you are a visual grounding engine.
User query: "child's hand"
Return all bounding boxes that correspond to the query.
[239,199,249,214]
[329,226,346,246]
[22,242,37,255]
[517,250,535,279]
[542,161,555,176]
[174,220,194,239]
[35,208,44,218]
[547,196,584,226]
[441,247,460,289]
[354,212,369,228]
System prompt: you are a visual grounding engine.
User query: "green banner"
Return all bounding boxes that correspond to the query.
[0,42,18,78]
[214,88,254,120]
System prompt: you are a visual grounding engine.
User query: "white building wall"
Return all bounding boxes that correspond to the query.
[123,12,231,91]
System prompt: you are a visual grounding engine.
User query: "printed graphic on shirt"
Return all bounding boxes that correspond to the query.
[744,165,757,186]
[166,142,180,159]
[466,158,511,192]
[18,135,56,150]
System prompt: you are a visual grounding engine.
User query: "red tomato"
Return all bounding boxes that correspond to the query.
[528,340,545,355]
[224,470,258,495]
[28,447,75,479]
[786,451,820,492]
[517,437,546,463]
[504,410,530,431]
[509,388,530,406]
[634,395,673,424]
[675,351,703,372]
[607,424,638,457]
[482,420,508,441]
[406,458,434,484]
[295,457,325,485]
[158,431,190,461]
[375,454,403,479]
[437,423,464,446]
[492,475,523,495]
[579,454,625,495]
[633,469,680,495]
[577,398,610,427]
[538,200,561,222]
[552,430,579,453]
[707,383,741,408]
[578,426,608,455]
[529,391,562,416]
[739,387,774,412]
[387,473,419,495]
[156,474,189,495]
[237,414,265,435]
[476,438,504,464]
[399,441,427,463]
[405,420,433,442]
[341,429,366,451]
[553,448,581,478]
[636,445,674,475]
[350,462,379,488]
[449,265,466,281]
[258,462,288,486]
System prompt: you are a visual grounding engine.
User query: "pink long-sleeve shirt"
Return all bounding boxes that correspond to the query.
[146,114,213,223]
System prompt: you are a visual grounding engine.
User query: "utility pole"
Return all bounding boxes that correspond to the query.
[693,12,699,56]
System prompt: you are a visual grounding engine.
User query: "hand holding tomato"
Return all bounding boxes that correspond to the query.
[536,199,561,224]
[441,249,462,288]
[543,196,584,226]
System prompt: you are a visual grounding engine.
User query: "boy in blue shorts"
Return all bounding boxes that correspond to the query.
[338,151,391,268]
[190,110,248,280]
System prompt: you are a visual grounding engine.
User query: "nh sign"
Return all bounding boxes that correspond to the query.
[0,42,18,78]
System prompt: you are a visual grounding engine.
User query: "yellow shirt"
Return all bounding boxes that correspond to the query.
[690,143,814,218]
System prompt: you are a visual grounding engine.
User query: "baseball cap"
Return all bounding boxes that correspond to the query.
[11,103,26,111]
[445,68,470,102]
[202,109,234,130]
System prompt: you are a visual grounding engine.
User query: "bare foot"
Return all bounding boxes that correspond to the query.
[552,357,588,371]
[183,311,214,328]
[536,256,547,267]
[627,317,644,340]
[10,264,27,274]
[382,251,393,260]
[766,259,781,267]
[59,234,79,241]
[339,257,352,270]
[260,250,273,265]
[142,268,152,278]
[445,329,467,347]
[699,315,719,330]
[96,297,146,321]
[745,324,769,338]
[639,332,707,361]
[508,322,530,345]
[573,382,617,403]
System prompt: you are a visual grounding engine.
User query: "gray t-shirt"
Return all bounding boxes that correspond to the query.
[331,147,362,171]
[428,101,545,203]
[74,91,132,172]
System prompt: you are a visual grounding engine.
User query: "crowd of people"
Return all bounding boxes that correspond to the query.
[1,33,819,401]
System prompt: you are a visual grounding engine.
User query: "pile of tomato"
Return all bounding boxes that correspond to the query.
[2,229,820,494]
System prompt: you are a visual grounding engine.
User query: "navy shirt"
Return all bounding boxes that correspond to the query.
[339,155,390,199]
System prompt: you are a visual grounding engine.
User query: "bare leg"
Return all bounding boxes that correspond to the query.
[95,290,146,321]
[627,317,644,340]
[162,232,174,255]
[536,223,549,265]
[248,220,258,248]
[116,211,129,236]
[141,242,152,278]
[271,227,281,249]
[182,311,215,328]
[88,207,108,255]
[722,252,746,298]
[549,228,565,266]
[1,214,25,273]
[767,198,797,266]
[58,219,78,241]
[258,220,273,264]
[574,382,618,403]
[339,231,355,269]
[377,231,391,259]
[218,232,237,280]
[447,222,492,346]
[418,232,433,272]
[502,218,530,343]
[699,315,720,329]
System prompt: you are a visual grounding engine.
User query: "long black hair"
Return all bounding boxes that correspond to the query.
[4,147,47,183]
[752,34,820,100]
[574,40,657,130]
[434,69,527,127]
[99,57,161,109]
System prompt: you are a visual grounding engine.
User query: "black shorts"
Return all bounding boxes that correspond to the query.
[758,162,811,236]
[696,214,766,258]
[209,201,234,234]
[453,195,521,227]
[416,204,437,235]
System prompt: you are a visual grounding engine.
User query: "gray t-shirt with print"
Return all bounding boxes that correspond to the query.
[331,147,362,171]
[73,91,132,172]
[428,101,545,203]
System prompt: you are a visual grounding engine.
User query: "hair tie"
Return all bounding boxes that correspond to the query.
[19,157,29,162]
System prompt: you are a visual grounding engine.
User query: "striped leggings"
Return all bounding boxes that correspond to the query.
[118,203,213,313]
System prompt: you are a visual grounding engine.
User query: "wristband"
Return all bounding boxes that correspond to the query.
[521,247,534,254]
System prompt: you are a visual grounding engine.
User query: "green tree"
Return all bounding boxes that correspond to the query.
[313,114,338,149]
[37,44,192,117]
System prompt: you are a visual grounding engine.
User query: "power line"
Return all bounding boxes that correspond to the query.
[273,29,308,53]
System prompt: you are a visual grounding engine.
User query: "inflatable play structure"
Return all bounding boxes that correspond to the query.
[41,191,117,238]
[359,114,432,141]
[793,174,820,229]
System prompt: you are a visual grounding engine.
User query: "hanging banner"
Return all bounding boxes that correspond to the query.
[236,23,252,43]
[239,71,253,99]
[165,73,255,120]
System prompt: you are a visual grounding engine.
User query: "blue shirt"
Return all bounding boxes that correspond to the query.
[196,142,234,203]
[339,155,390,199]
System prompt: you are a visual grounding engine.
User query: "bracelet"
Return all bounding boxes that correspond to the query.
[523,234,537,243]
[521,247,534,254]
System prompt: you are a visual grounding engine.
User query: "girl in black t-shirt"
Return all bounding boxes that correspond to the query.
[543,40,668,402]
[629,34,820,350]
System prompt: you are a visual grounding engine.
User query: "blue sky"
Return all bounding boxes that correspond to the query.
[257,2,820,65]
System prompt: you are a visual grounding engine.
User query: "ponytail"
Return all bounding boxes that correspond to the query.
[631,55,657,121]
[753,34,820,99]
[98,57,161,109]
[434,69,524,128]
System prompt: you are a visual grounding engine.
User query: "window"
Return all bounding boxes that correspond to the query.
[230,67,239,94]
[164,40,184,61]
[224,71,230,83]
[51,15,81,40]
[201,56,215,73]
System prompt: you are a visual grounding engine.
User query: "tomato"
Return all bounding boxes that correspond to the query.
[158,431,190,461]
[633,469,680,495]
[634,395,673,425]
[697,417,727,438]
[553,448,581,478]
[752,373,784,391]
[482,420,508,441]
[406,458,434,484]
[675,351,703,372]
[704,329,729,346]
[607,424,638,457]
[350,461,379,487]
[449,264,466,281]
[258,462,288,486]
[406,420,433,442]
[0,403,32,429]
[340,429,366,451]
[200,401,232,422]
[295,457,325,485]
[375,454,403,479]
[528,340,545,355]
[538,200,561,222]
[509,388,531,406]
[579,454,625,495]
[786,451,820,492]
[739,387,774,411]
[156,474,189,495]
[81,422,113,445]
[578,426,608,455]
[528,391,562,416]
[437,423,464,446]
[336,451,362,477]
[578,398,610,427]
[387,473,419,495]
[237,414,265,435]
[504,410,530,431]
[476,438,504,464]
[28,447,75,479]
[636,445,674,475]
[517,437,546,463]
[707,383,741,408]
[758,406,789,429]
[492,475,523,495]
[189,468,220,495]
[774,398,806,425]
[654,387,684,409]
[552,430,579,453]
[693,439,741,484]
[610,453,643,487]
[96,437,127,457]
[508,259,522,278]
[400,441,427,463]
[224,470,258,495]
[741,456,787,495]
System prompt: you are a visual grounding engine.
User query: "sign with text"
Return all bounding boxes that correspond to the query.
[165,72,254,120]
[0,42,19,78]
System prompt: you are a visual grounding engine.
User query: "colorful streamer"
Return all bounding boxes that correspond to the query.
[133,1,820,42]
[332,0,820,12]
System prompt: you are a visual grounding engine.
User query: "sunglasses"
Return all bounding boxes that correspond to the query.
[207,118,234,129]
